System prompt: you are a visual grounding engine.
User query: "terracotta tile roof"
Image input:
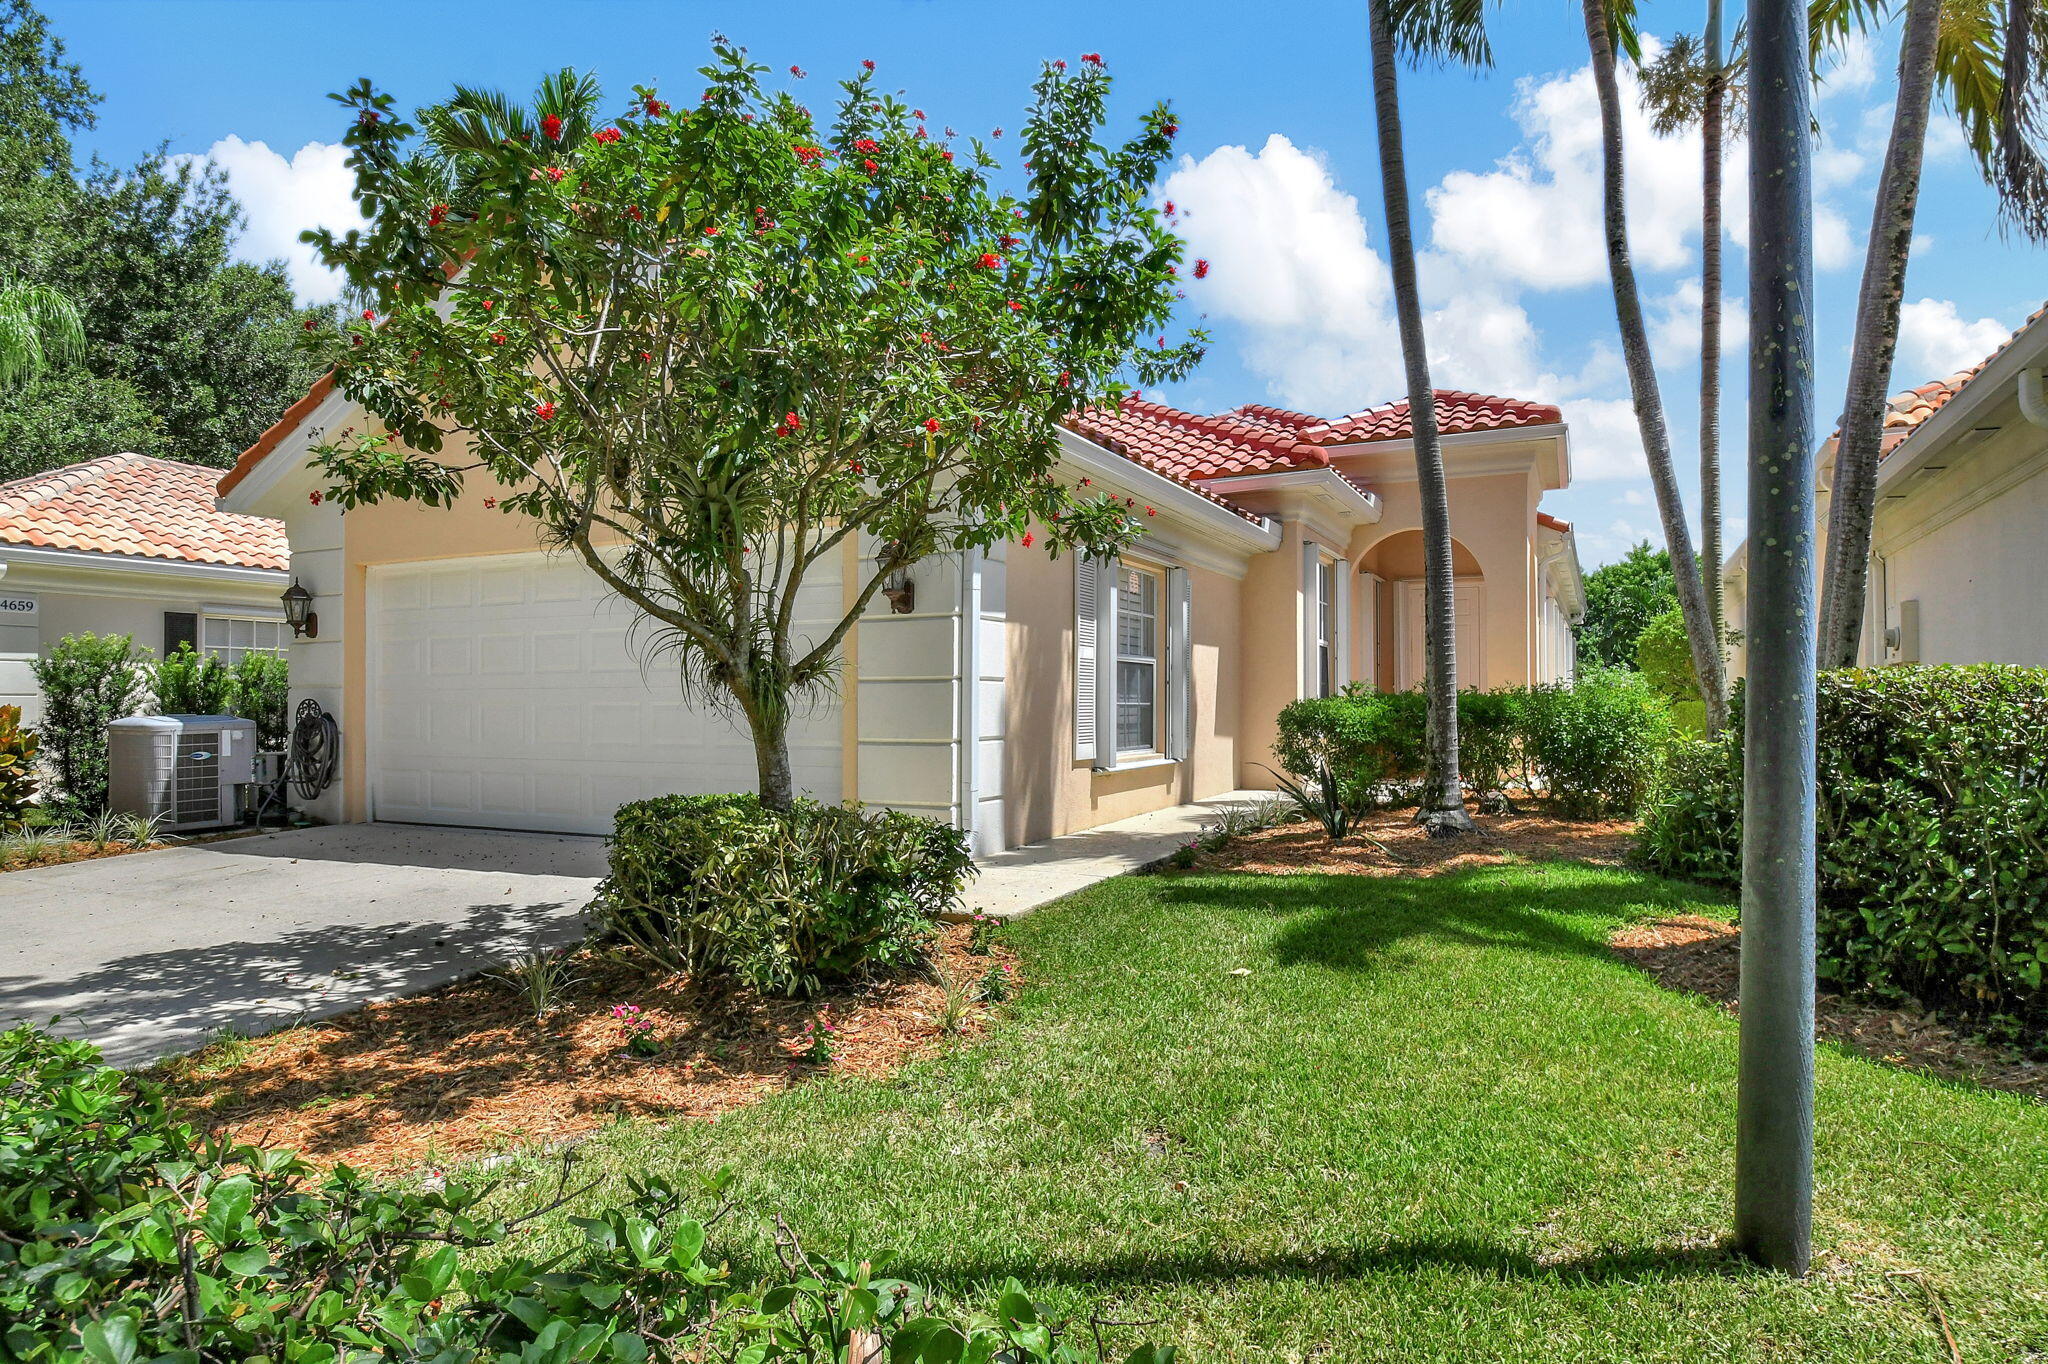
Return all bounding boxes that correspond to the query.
[1065,395,1331,482]
[1867,303,2047,462]
[1298,391,1563,446]
[0,454,288,571]
[1537,511,1572,533]
[218,370,336,496]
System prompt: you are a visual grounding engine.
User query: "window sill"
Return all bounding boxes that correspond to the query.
[1094,754,1180,774]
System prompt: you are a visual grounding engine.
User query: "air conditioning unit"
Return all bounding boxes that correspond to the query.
[108,715,260,832]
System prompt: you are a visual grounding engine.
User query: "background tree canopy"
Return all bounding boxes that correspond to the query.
[1576,540,1679,669]
[0,0,333,480]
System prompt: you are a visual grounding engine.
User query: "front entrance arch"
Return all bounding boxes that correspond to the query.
[1357,529,1486,692]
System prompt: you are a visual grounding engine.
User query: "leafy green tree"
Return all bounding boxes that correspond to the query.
[1576,541,1677,669]
[29,632,147,813]
[303,47,1199,808]
[232,651,290,749]
[0,2,332,475]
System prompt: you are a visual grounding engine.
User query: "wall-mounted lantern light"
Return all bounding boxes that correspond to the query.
[281,579,318,639]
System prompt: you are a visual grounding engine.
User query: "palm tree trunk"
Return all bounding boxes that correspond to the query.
[1815,0,1941,670]
[1736,0,1818,1277]
[1580,0,1729,733]
[1700,0,1726,659]
[1369,0,1472,832]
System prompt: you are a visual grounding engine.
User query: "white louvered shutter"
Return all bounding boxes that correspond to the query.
[1333,561,1353,691]
[1166,567,1193,761]
[1300,538,1321,697]
[1074,555,1099,760]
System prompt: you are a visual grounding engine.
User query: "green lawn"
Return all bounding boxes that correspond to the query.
[518,860,2048,1362]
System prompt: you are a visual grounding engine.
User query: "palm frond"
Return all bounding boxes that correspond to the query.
[1380,0,1497,68]
[0,282,84,388]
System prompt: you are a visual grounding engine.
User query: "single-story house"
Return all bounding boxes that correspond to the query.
[0,453,290,724]
[219,379,1583,852]
[1723,303,2048,676]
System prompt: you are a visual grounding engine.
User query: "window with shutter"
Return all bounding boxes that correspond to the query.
[1074,556,1099,760]
[1166,568,1192,760]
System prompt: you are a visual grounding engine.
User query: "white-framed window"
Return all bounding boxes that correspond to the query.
[1316,556,1338,697]
[201,614,288,666]
[1114,564,1162,754]
[1076,556,1191,768]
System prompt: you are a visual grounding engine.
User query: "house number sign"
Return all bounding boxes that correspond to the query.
[0,596,37,621]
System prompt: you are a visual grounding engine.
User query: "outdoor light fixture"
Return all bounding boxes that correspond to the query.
[281,579,318,639]
[874,542,916,614]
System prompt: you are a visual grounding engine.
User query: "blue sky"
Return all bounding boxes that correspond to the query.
[45,0,2047,565]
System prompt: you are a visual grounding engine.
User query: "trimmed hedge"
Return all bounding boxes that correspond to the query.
[1,1025,1169,1364]
[593,793,974,996]
[1273,668,1669,818]
[1635,665,2048,1032]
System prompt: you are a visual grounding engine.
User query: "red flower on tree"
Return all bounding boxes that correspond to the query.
[862,158,879,174]
[645,96,668,116]
[776,411,803,437]
[793,144,824,165]
[790,65,806,78]
[535,401,557,420]
[361,309,377,321]
[545,166,565,183]
[428,202,449,227]
[483,496,498,509]
[854,138,880,153]
[541,113,564,141]
[1082,52,1104,65]
[977,252,1002,270]
[308,491,323,506]
[861,58,875,70]
[593,126,622,144]
[1193,258,1210,279]
[923,417,941,433]
[490,332,507,345]
[1021,532,1035,548]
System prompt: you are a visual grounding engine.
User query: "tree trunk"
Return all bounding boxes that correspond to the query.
[1700,0,1726,669]
[748,704,796,811]
[1737,0,1818,1277]
[1580,0,1729,734]
[1369,0,1473,833]
[1815,0,1941,670]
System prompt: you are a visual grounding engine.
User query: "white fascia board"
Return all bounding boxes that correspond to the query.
[0,543,287,589]
[218,385,362,517]
[1543,526,1587,620]
[1318,421,1568,458]
[1877,322,2048,492]
[1198,467,1383,524]
[1055,428,1281,555]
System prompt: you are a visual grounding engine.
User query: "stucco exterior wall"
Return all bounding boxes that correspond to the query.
[1002,538,1245,845]
[1866,416,2048,667]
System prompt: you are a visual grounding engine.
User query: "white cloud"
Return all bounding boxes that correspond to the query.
[1423,49,1748,292]
[1815,28,1879,103]
[1557,396,1650,482]
[169,136,361,304]
[1649,279,1749,359]
[1896,298,2012,377]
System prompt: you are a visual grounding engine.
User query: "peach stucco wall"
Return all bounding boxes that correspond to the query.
[1002,537,1246,845]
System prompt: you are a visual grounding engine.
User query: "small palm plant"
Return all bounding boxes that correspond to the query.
[489,945,583,1025]
[1262,762,1353,840]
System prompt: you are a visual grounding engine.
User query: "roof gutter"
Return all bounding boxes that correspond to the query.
[1056,429,1282,552]
[2019,367,2048,429]
[1198,467,1382,523]
[0,542,287,585]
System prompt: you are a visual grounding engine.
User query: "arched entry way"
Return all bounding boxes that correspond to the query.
[1356,530,1485,693]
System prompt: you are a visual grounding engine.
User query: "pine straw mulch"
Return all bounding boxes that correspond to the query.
[1612,915,2048,1104]
[155,924,1016,1176]
[1196,804,1637,878]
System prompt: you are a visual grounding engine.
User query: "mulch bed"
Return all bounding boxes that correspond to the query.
[1198,805,1637,877]
[1,839,165,873]
[1612,915,2048,1103]
[157,924,1016,1176]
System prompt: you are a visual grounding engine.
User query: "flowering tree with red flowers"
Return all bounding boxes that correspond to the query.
[301,45,1201,808]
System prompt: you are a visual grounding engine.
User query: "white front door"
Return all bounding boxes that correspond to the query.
[1396,578,1484,692]
[368,552,844,834]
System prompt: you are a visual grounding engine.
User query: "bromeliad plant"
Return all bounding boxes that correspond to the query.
[302,44,1203,808]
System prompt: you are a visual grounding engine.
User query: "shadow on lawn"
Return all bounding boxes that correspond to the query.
[1153,863,1721,981]
[881,1233,1753,1292]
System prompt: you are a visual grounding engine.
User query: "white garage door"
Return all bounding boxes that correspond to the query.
[369,552,844,834]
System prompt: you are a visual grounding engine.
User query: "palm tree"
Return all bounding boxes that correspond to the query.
[1737,0,1819,1277]
[1367,0,1492,835]
[1580,0,1731,734]
[0,280,83,388]
[1640,24,1744,657]
[1815,0,2044,669]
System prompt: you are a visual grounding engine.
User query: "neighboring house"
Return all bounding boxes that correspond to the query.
[0,454,290,724]
[219,379,1583,851]
[1724,303,2048,677]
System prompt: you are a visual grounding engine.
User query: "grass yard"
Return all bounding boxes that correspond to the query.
[495,859,2048,1363]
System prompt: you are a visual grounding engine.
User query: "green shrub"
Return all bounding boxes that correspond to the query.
[1521,667,1672,818]
[29,632,147,812]
[0,706,38,833]
[1633,665,2048,1034]
[1456,687,1527,798]
[232,650,291,748]
[1634,605,1699,705]
[151,641,235,715]
[595,794,975,996]
[1273,693,1413,811]
[0,1024,1169,1364]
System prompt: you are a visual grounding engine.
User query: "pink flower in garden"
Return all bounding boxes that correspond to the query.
[541,113,563,141]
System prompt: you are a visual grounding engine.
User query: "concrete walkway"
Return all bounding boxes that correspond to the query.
[2,824,602,1069]
[961,789,1276,920]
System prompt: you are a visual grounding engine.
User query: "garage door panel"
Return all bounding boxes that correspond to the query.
[371,553,843,834]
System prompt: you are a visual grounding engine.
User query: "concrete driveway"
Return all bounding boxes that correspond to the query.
[0,824,605,1069]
